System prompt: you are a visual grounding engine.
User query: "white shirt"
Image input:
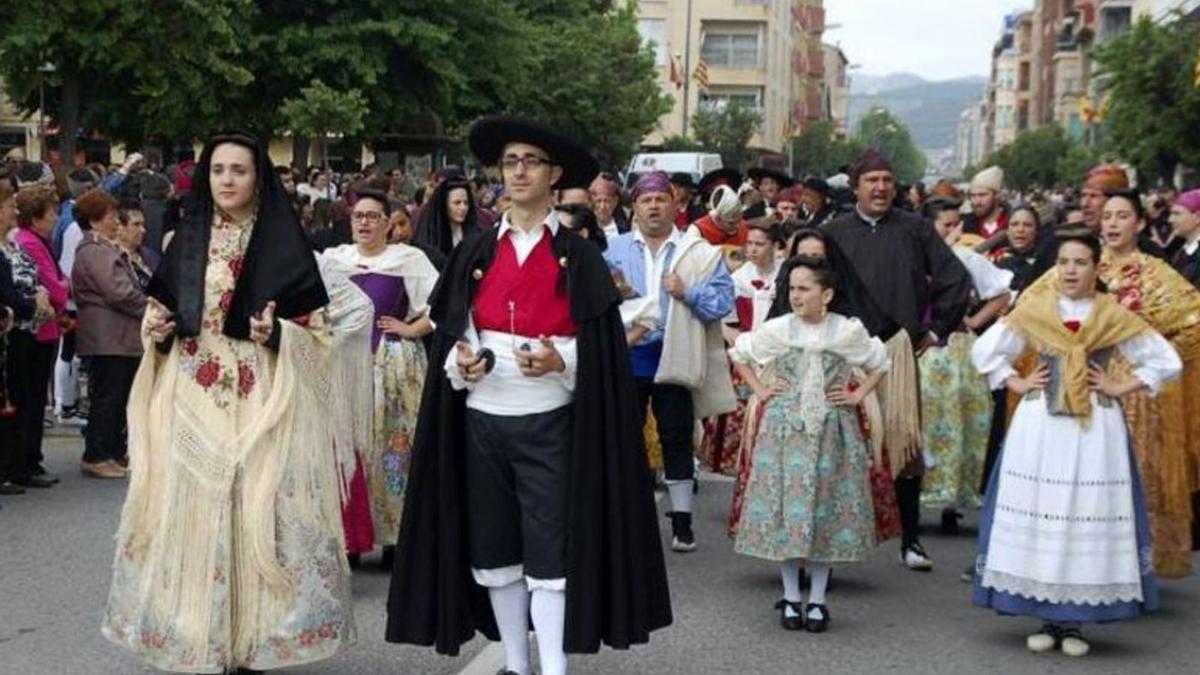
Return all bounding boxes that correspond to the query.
[953,246,1014,303]
[602,220,620,240]
[1184,235,1200,257]
[728,259,781,331]
[443,209,578,416]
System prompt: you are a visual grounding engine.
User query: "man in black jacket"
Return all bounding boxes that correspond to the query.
[822,150,972,572]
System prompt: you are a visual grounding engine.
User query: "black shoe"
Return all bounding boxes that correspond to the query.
[668,512,697,553]
[381,545,395,570]
[804,603,830,633]
[14,475,54,489]
[32,466,60,484]
[236,669,263,674]
[494,670,522,675]
[0,481,27,495]
[347,553,362,570]
[775,599,805,631]
[940,507,963,535]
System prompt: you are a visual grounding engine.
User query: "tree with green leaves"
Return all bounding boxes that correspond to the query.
[1091,13,1200,185]
[500,6,672,171]
[0,0,253,159]
[692,102,763,171]
[278,80,368,167]
[853,107,926,184]
[791,120,863,177]
[0,0,668,170]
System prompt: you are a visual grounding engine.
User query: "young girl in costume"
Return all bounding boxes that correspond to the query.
[730,256,889,633]
[971,231,1181,657]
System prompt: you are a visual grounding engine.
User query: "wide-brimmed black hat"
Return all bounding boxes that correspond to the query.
[802,176,831,197]
[748,167,795,189]
[669,172,698,191]
[468,116,598,190]
[697,168,743,198]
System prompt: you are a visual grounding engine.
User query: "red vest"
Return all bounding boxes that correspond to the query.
[474,233,576,337]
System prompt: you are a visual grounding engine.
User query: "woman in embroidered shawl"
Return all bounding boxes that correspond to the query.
[318,189,438,568]
[1021,190,1200,579]
[971,231,1180,657]
[730,256,889,634]
[102,133,355,673]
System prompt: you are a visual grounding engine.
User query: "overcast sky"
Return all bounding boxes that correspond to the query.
[824,0,1033,81]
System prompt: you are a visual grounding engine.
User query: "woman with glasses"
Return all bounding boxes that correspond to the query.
[319,188,438,569]
[414,177,480,259]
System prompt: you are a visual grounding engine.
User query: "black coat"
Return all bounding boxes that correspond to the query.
[385,226,672,655]
[822,208,971,341]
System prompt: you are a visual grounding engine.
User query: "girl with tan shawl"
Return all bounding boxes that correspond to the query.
[971,231,1180,657]
[1022,190,1200,578]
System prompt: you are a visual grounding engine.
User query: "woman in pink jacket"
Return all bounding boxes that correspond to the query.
[12,186,68,486]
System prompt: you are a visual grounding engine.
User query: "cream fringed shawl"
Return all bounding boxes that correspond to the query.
[117,319,346,662]
[317,252,377,499]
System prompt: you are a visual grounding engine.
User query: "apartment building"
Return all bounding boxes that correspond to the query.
[635,0,826,154]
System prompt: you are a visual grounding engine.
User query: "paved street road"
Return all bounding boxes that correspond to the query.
[3,429,1199,674]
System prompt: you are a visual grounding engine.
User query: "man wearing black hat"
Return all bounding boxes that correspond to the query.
[821,150,972,572]
[669,172,703,228]
[748,167,795,205]
[386,117,671,675]
[801,177,839,229]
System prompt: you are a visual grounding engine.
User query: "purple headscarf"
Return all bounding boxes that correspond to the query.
[1177,189,1200,214]
[631,171,672,201]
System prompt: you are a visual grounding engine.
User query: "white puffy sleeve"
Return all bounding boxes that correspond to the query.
[1117,331,1182,396]
[729,315,790,367]
[837,317,889,371]
[959,248,1014,301]
[971,319,1027,390]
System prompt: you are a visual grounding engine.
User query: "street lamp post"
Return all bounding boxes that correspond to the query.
[36,62,56,160]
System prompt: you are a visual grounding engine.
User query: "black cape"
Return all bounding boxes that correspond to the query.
[385,226,672,655]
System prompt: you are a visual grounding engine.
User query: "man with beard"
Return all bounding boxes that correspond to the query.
[821,150,972,572]
[963,166,1007,238]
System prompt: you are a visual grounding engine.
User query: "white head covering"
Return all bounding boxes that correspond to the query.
[709,184,744,221]
[970,166,1004,193]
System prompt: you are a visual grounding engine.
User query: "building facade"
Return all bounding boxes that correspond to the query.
[635,0,826,155]
[822,42,850,138]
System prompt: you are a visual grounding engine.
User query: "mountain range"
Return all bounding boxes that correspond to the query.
[848,72,988,154]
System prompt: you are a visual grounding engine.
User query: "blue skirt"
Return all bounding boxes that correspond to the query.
[972,445,1158,623]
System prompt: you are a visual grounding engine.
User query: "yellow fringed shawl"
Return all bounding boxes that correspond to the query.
[1005,289,1150,420]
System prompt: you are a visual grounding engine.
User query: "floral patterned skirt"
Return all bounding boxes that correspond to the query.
[919,333,992,509]
[733,400,875,563]
[365,338,426,546]
[729,397,899,544]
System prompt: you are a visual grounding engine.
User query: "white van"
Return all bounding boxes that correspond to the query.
[623,152,723,190]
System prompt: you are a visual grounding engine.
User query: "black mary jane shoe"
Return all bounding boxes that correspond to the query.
[804,603,831,633]
[940,507,963,535]
[774,599,805,631]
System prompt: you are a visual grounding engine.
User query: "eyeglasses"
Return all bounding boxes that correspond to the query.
[500,154,552,171]
[350,211,386,223]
